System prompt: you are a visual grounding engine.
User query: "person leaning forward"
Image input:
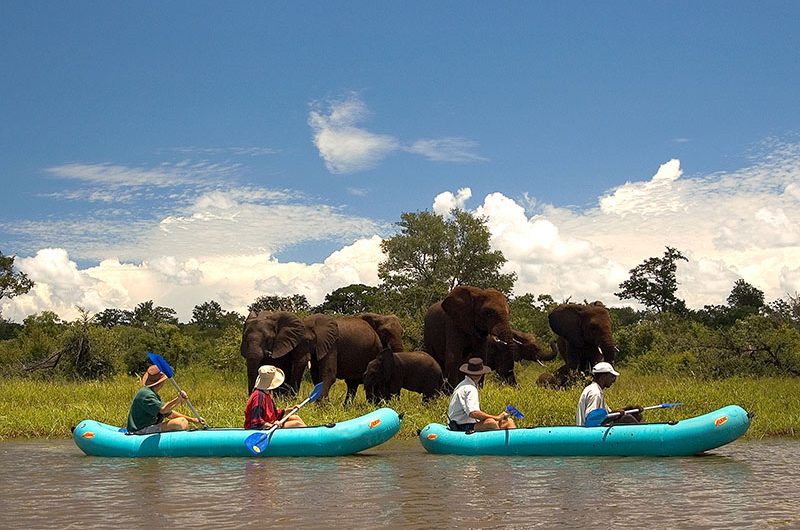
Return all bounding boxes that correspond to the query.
[126,365,206,435]
[576,362,642,426]
[244,365,307,430]
[447,357,516,432]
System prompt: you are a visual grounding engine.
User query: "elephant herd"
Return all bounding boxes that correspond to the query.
[240,285,618,404]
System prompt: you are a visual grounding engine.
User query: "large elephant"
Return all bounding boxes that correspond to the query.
[307,314,383,403]
[544,301,617,387]
[363,347,444,403]
[358,313,404,352]
[424,285,554,387]
[240,311,316,396]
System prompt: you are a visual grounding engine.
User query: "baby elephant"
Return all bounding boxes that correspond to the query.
[364,347,444,403]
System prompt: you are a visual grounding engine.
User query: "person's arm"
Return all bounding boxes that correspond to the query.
[159,390,186,415]
[469,409,508,422]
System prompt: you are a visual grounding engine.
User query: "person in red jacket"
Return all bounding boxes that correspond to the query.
[244,365,306,430]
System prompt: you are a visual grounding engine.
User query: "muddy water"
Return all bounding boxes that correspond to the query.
[1,438,798,529]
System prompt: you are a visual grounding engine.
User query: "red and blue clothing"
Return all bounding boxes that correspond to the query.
[244,389,284,429]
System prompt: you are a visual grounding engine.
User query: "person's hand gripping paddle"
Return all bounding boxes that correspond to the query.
[584,402,683,427]
[147,352,207,428]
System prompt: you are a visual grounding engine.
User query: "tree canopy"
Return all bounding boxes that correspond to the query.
[316,284,381,314]
[248,294,311,314]
[615,247,688,313]
[0,252,33,303]
[378,209,516,311]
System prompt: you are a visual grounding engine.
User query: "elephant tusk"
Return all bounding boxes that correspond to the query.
[512,338,523,345]
[536,359,545,367]
[491,335,508,346]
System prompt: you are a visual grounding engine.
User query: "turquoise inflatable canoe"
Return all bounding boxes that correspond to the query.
[419,405,751,456]
[73,407,401,457]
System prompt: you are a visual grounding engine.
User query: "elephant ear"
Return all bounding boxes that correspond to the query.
[272,312,305,358]
[312,315,339,361]
[441,285,476,334]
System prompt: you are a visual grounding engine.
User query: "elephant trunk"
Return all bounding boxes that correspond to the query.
[599,339,617,363]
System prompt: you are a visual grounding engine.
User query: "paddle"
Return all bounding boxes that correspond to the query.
[146,351,207,429]
[245,382,324,455]
[584,402,683,427]
[505,404,524,419]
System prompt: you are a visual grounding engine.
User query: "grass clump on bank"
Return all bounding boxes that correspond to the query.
[1,363,798,441]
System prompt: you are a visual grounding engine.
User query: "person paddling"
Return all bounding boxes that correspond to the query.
[244,365,307,430]
[126,365,206,435]
[447,357,516,432]
[576,362,642,426]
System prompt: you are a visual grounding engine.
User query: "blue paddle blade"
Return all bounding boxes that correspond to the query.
[506,404,524,419]
[147,351,174,378]
[659,402,683,408]
[245,432,270,455]
[308,382,324,403]
[584,408,608,427]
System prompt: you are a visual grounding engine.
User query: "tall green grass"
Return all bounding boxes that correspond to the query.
[1,363,797,440]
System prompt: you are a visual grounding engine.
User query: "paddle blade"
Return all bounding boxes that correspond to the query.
[307,382,324,403]
[584,408,608,427]
[506,404,524,419]
[660,402,684,408]
[244,432,269,455]
[147,352,174,378]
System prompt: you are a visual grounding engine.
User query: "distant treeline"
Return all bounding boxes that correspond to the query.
[1,285,799,381]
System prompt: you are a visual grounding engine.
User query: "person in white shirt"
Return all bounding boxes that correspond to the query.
[447,357,516,432]
[576,362,642,426]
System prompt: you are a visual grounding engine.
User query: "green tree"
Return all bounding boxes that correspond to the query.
[0,251,34,304]
[248,294,311,314]
[615,247,688,313]
[92,308,133,328]
[727,279,765,311]
[317,284,381,314]
[191,300,225,329]
[378,209,516,311]
[131,300,178,329]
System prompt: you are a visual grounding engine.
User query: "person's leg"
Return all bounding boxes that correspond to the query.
[282,415,306,428]
[498,417,516,429]
[161,417,190,431]
[473,418,499,431]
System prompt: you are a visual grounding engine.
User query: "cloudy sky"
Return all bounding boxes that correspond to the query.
[2,3,799,321]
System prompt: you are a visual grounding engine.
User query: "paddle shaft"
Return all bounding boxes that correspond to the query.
[166,377,202,423]
[605,404,679,420]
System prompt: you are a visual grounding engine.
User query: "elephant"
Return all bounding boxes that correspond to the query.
[358,313,404,352]
[363,346,444,403]
[307,314,383,403]
[240,311,314,396]
[423,285,555,387]
[542,301,617,387]
[485,328,556,385]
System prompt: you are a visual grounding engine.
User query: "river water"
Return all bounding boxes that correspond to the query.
[0,437,798,529]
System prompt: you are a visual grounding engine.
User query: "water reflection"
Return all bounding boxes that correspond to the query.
[0,439,797,529]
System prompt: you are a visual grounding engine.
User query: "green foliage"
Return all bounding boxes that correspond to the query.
[508,293,556,341]
[727,279,765,310]
[766,292,800,330]
[0,251,34,303]
[92,308,133,328]
[205,325,246,371]
[615,246,688,313]
[131,300,178,328]
[315,284,382,314]
[378,209,516,314]
[248,294,311,314]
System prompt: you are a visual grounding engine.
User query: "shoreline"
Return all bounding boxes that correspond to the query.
[2,365,798,440]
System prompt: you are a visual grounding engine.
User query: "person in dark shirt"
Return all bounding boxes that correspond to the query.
[126,365,205,434]
[244,365,306,430]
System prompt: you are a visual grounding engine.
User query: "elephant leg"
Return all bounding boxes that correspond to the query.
[288,354,308,395]
[344,379,360,405]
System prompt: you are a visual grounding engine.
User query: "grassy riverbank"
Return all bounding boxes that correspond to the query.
[1,364,798,440]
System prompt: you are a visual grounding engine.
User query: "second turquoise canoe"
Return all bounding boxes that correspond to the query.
[419,405,751,456]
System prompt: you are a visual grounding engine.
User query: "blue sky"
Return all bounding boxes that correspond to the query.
[2,3,799,321]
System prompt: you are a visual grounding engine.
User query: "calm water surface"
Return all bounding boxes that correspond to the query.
[1,438,798,529]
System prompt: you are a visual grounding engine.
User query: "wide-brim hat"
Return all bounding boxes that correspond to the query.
[254,365,285,391]
[141,364,168,388]
[592,361,619,376]
[460,357,492,376]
